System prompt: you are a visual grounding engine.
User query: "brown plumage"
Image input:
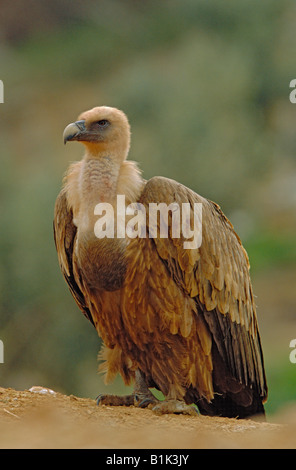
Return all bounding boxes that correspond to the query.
[54,106,267,418]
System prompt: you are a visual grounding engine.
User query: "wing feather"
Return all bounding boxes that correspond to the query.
[53,189,95,326]
[139,176,267,400]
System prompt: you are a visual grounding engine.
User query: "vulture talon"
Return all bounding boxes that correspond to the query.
[96,393,104,406]
[138,397,158,408]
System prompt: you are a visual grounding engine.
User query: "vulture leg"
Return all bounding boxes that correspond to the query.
[133,370,158,406]
[96,370,156,408]
[135,371,198,415]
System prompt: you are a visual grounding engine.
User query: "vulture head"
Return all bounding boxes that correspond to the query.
[63,106,131,160]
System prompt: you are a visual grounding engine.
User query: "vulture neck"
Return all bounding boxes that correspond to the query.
[68,149,144,234]
[81,154,120,204]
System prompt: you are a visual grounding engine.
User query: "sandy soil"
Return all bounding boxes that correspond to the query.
[0,385,295,449]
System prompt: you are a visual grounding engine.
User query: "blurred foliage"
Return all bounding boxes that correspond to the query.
[0,0,296,418]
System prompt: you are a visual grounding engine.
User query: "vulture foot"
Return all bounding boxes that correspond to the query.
[150,399,198,416]
[96,370,161,409]
[96,390,157,408]
[96,393,135,407]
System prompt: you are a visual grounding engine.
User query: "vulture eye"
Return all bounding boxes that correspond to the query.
[96,119,110,128]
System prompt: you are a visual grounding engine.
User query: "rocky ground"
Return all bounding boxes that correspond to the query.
[0,386,295,449]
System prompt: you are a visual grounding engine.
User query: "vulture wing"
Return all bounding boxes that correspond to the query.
[53,188,95,326]
[138,176,267,416]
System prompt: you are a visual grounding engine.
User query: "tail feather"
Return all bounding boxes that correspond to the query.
[190,343,266,419]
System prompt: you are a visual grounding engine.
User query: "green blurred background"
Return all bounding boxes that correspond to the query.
[1,0,296,418]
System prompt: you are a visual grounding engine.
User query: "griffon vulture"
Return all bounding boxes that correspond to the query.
[54,106,267,418]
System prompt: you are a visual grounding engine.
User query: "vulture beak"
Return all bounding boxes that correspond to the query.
[63,120,86,144]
